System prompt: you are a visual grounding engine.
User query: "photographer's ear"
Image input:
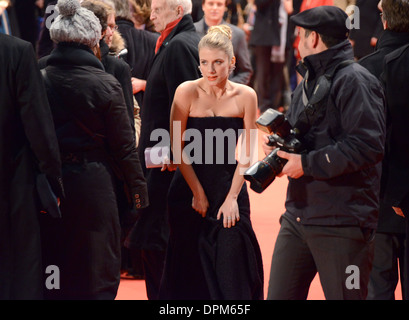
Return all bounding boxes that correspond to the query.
[312,31,320,48]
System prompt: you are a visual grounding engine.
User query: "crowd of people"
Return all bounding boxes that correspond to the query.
[1,0,409,301]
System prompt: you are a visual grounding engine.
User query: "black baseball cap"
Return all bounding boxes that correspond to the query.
[290,5,350,39]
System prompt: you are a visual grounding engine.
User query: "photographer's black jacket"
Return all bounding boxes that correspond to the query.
[285,40,386,229]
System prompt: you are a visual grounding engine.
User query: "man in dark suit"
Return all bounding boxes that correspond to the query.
[381,42,409,301]
[0,33,63,299]
[194,0,252,85]
[125,0,201,300]
[248,0,283,112]
[358,0,409,300]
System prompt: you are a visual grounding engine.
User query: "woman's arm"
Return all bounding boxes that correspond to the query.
[217,85,258,228]
[170,82,209,217]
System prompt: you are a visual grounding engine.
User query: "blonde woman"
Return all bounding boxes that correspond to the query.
[159,25,264,300]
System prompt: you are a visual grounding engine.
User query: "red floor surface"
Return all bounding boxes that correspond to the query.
[116,134,403,300]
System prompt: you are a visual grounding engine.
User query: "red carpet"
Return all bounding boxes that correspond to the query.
[116,134,403,300]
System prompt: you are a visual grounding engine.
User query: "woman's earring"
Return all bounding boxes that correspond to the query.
[229,65,236,74]
[198,65,203,77]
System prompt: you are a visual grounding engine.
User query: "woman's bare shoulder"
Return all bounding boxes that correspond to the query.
[233,82,257,96]
[229,82,257,104]
[173,80,200,114]
[176,79,201,97]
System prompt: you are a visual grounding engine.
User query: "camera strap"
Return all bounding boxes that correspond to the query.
[295,59,355,136]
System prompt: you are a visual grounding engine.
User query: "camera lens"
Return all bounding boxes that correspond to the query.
[244,149,286,193]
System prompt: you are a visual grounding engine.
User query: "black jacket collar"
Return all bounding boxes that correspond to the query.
[47,42,105,71]
[159,14,196,51]
[297,39,354,81]
[99,39,110,60]
[375,29,409,51]
[116,18,134,28]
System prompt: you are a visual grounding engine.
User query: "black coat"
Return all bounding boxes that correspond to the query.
[100,39,135,134]
[126,14,201,251]
[0,34,62,299]
[39,43,148,298]
[116,18,158,108]
[43,43,148,213]
[285,40,386,229]
[359,30,409,79]
[359,30,409,233]
[381,44,409,215]
[248,0,281,47]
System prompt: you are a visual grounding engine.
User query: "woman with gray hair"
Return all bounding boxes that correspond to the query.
[39,0,148,300]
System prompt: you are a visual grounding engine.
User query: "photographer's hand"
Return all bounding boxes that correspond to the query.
[277,150,304,179]
[262,134,275,156]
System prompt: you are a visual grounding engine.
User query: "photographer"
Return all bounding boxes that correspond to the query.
[264,6,386,300]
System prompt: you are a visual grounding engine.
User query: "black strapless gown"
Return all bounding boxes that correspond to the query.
[159,117,264,300]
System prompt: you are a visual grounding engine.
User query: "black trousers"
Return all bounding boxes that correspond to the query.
[142,249,166,300]
[253,46,285,112]
[366,232,406,300]
[267,214,375,300]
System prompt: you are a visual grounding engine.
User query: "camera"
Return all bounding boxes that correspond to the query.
[244,109,303,193]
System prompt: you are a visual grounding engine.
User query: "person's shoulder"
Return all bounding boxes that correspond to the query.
[165,34,200,60]
[176,79,200,95]
[385,43,409,66]
[230,82,257,116]
[104,54,130,70]
[171,27,201,46]
[358,50,381,68]
[82,66,123,94]
[331,61,383,100]
[352,61,382,85]
[194,18,204,31]
[173,80,199,109]
[335,61,379,84]
[0,33,30,49]
[232,81,256,97]
[225,22,246,37]
[0,34,33,58]
[132,27,159,42]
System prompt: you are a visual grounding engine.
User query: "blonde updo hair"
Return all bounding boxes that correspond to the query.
[198,24,234,61]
